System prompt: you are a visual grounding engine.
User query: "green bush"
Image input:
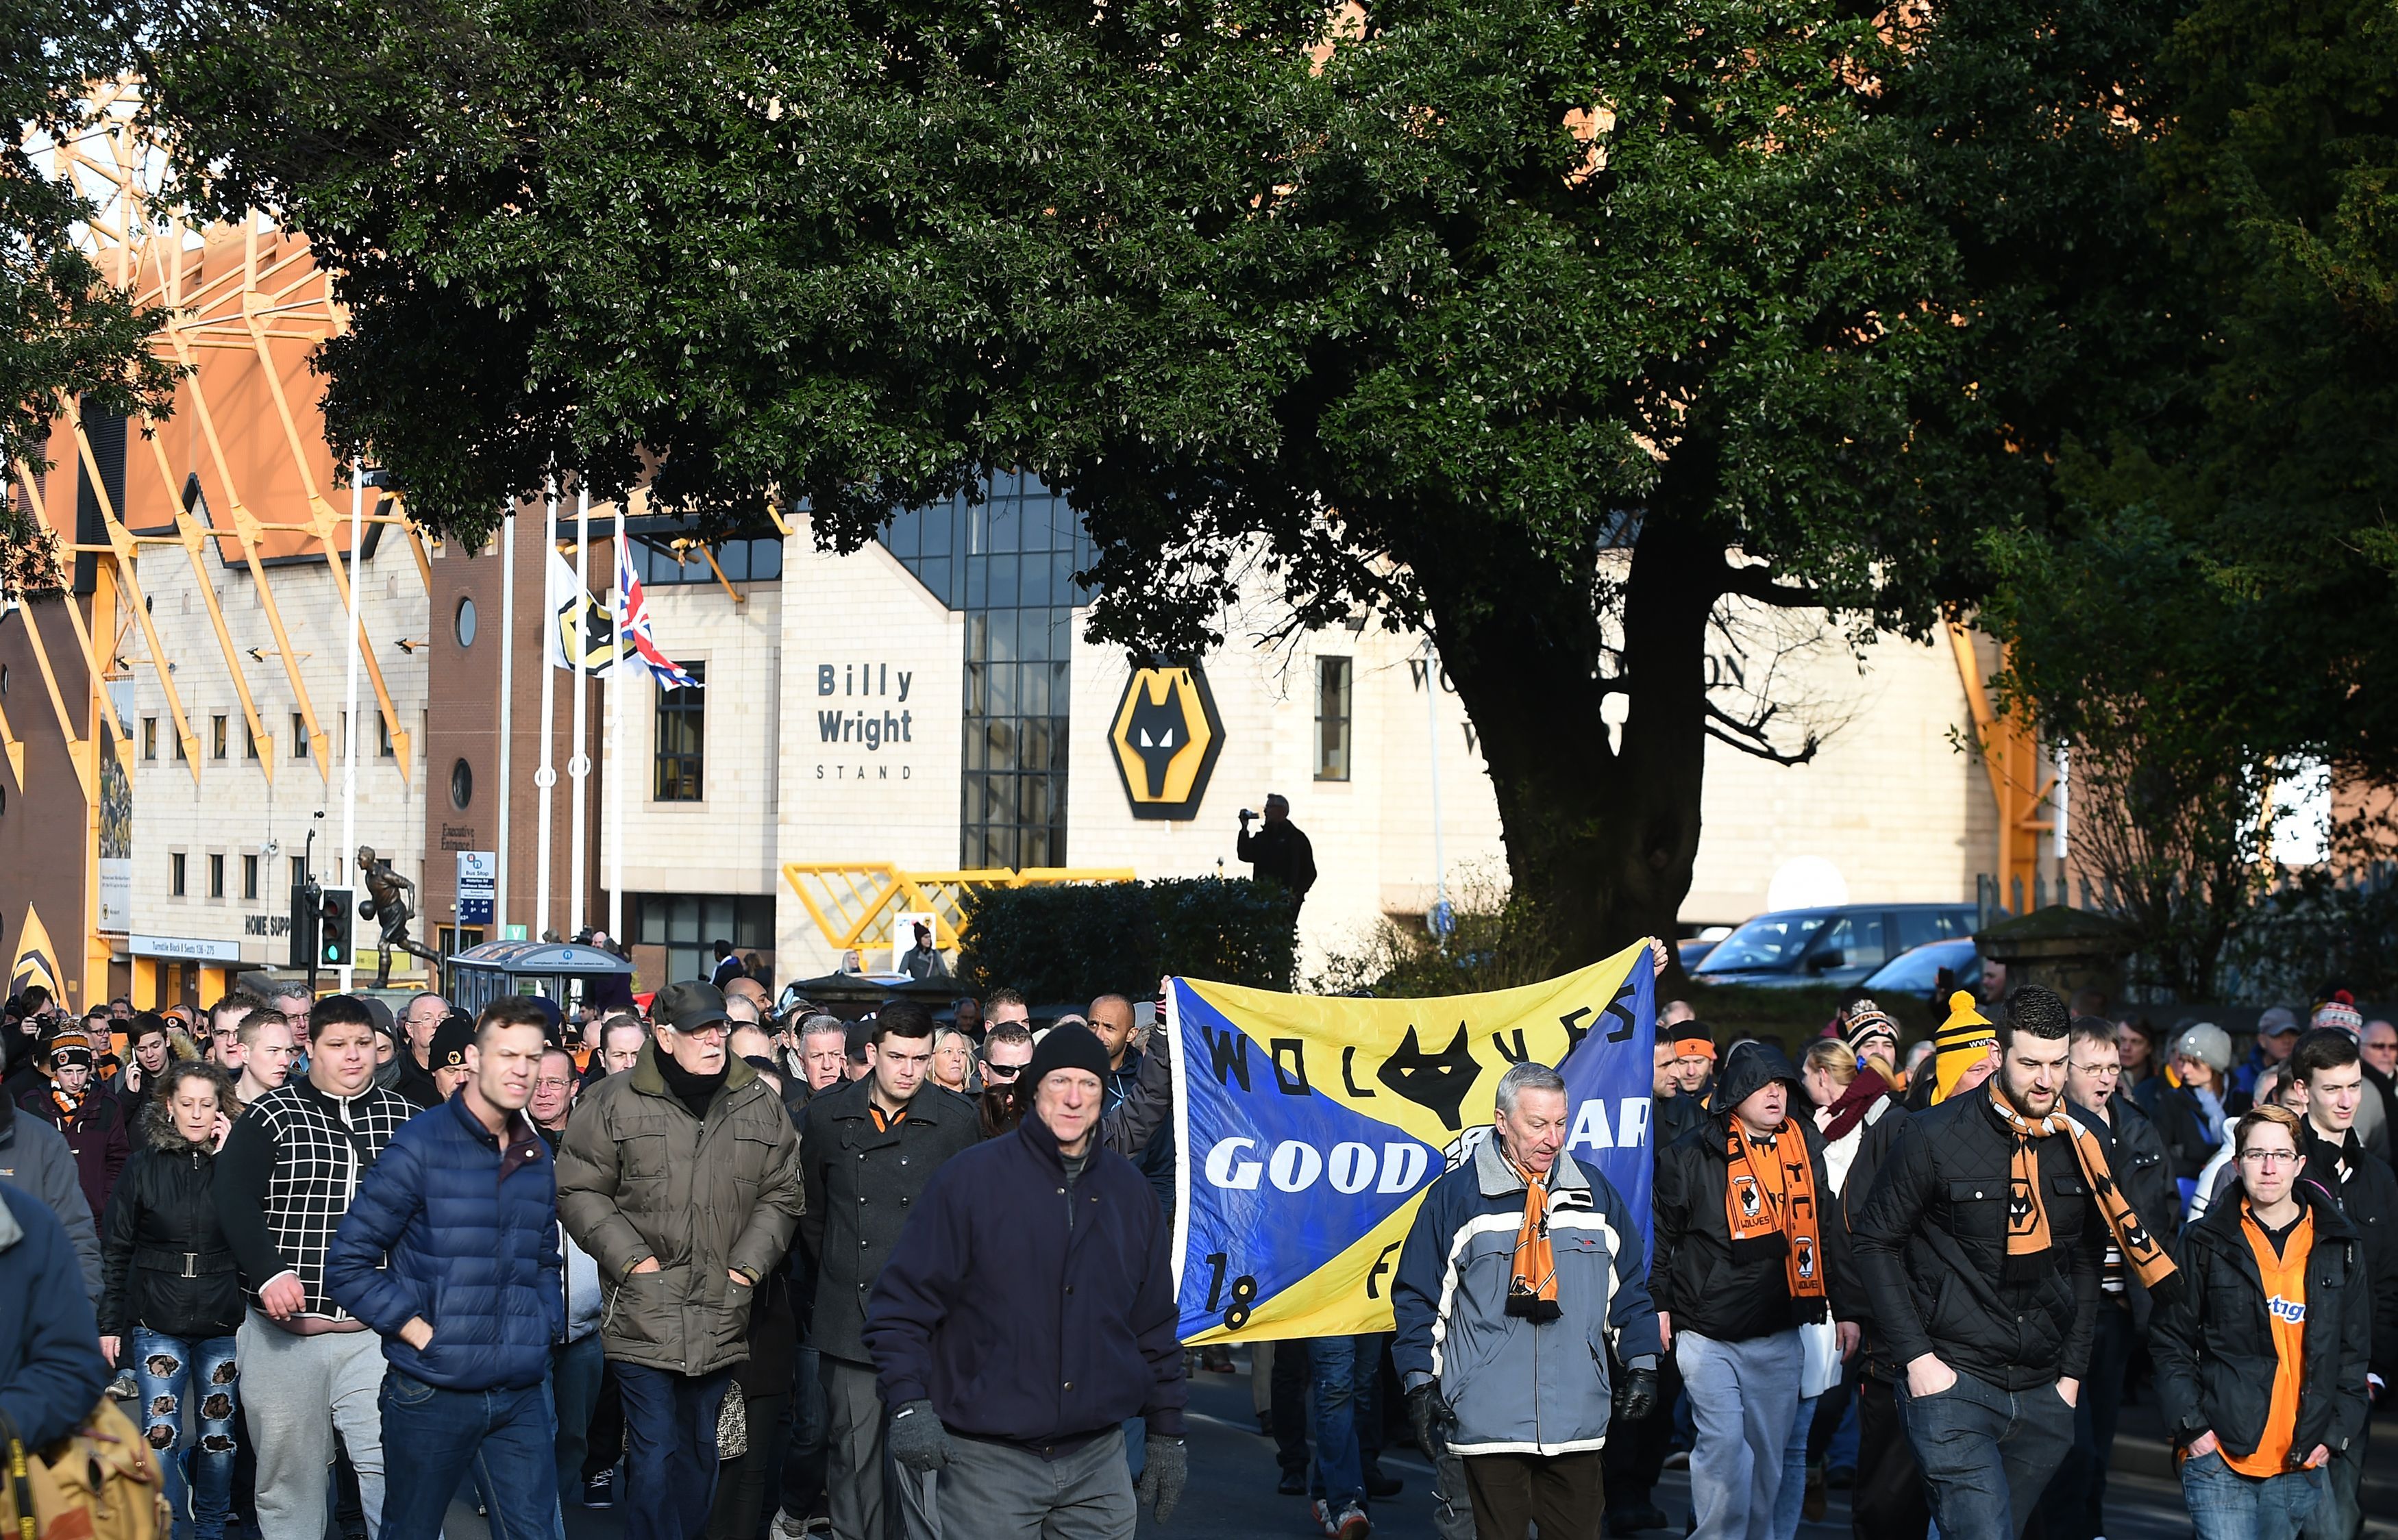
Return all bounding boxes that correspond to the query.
[958,877,1298,1002]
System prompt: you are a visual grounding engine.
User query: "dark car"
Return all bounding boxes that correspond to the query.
[1859,936,1983,1008]
[1689,904,1979,989]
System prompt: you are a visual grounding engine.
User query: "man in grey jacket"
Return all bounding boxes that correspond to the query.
[0,1090,99,1300]
[1394,1063,1662,1540]
[558,982,806,1540]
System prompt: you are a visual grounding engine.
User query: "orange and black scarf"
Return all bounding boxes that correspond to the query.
[1722,1123,1827,1300]
[1986,1083,2177,1289]
[1505,1160,1561,1321]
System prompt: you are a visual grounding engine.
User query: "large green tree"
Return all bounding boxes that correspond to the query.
[5,0,179,583]
[145,0,2179,962]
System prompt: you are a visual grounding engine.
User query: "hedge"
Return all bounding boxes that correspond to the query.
[957,877,1298,1002]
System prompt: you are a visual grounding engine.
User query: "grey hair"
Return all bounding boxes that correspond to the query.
[1494,1061,1567,1117]
[798,1013,848,1045]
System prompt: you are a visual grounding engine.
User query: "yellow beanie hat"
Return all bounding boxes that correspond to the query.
[1931,990,1998,1105]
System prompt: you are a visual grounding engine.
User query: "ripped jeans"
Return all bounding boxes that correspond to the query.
[132,1328,239,1540]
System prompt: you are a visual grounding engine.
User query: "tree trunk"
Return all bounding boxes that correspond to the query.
[1403,499,1725,978]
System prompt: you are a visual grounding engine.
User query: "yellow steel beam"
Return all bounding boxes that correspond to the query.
[148,421,275,782]
[697,542,745,606]
[1947,619,2047,911]
[156,323,331,780]
[10,459,101,801]
[239,222,410,783]
[65,396,202,780]
[780,862,1135,952]
[0,662,23,790]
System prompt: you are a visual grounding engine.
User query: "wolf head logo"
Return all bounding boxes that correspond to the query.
[1126,681,1187,797]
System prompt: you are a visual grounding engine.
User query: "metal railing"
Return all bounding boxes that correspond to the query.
[781,862,1135,952]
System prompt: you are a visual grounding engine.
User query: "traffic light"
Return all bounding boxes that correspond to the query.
[288,882,319,969]
[319,887,354,967]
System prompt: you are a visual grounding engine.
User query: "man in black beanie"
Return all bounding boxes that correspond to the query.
[865,1023,1187,1539]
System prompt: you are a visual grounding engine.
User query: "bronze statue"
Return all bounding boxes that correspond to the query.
[356,845,439,988]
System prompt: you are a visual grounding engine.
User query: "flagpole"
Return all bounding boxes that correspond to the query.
[495,501,515,939]
[339,459,362,993]
[569,484,591,939]
[535,473,558,943]
[608,527,626,943]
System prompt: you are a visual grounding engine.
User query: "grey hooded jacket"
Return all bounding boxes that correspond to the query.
[0,1093,99,1301]
[1393,1136,1661,1456]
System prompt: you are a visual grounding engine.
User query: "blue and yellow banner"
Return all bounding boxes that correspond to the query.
[1168,941,1657,1343]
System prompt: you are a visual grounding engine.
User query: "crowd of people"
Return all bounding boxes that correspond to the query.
[0,959,2392,1540]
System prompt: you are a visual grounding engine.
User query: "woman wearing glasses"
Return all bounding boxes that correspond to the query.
[2153,1104,2372,1539]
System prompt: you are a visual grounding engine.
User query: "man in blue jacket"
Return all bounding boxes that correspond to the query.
[863,1023,1188,1540]
[325,998,563,1540]
[0,1181,106,1450]
[1394,1061,1662,1540]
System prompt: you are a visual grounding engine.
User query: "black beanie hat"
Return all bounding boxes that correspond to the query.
[429,1011,478,1073]
[1026,1022,1111,1089]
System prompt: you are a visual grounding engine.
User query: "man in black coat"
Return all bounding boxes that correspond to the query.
[1851,986,2105,1540]
[798,1001,980,1540]
[2287,1028,2398,1540]
[865,1023,1187,1540]
[2036,1017,2181,1540]
[1652,1039,1858,1538]
[1236,795,1316,910]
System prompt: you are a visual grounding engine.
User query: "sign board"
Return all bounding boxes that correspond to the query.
[97,859,132,934]
[1107,662,1225,820]
[456,850,496,926]
[128,933,242,963]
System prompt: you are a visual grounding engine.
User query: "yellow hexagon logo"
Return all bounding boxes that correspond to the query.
[1108,663,1225,820]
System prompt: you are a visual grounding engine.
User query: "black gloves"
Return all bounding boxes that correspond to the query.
[887,1400,952,1473]
[1407,1382,1455,1461]
[1614,1365,1659,1424]
[1135,1435,1187,1522]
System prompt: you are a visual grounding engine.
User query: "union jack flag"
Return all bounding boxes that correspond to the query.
[615,532,701,690]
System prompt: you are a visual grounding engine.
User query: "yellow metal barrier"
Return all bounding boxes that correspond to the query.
[782,864,1136,954]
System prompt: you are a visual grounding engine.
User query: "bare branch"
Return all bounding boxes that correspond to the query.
[1705,716,1822,765]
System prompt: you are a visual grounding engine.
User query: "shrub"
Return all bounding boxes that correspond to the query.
[959,876,1297,1002]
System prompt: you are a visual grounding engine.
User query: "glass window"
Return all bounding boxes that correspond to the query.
[291,712,308,760]
[173,723,186,761]
[171,852,186,897]
[211,716,227,760]
[654,662,706,801]
[243,719,258,760]
[1814,912,1889,971]
[142,717,157,760]
[1697,911,1829,971]
[1894,907,1971,953]
[378,712,395,758]
[1315,656,1352,781]
[243,854,260,901]
[208,853,225,899]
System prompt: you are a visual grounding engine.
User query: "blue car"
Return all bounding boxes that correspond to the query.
[1688,904,1979,989]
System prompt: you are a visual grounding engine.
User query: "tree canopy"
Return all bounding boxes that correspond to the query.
[4,0,178,582]
[145,0,2195,960]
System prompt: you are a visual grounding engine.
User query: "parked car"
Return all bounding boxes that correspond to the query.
[1689,904,1979,989]
[1676,928,1731,972]
[1859,936,1983,1009]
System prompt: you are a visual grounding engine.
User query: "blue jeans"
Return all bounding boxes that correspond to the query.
[616,1362,731,1540]
[551,1336,605,1504]
[132,1329,238,1540]
[2181,1451,2322,1540]
[1306,1334,1376,1512]
[1771,1393,1818,1540]
[374,1370,559,1540]
[1898,1369,2075,1540]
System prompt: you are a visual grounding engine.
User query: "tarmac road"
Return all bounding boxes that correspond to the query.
[499,1345,2393,1538]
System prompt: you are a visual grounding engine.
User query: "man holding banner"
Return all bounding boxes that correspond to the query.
[1392,1060,1661,1539]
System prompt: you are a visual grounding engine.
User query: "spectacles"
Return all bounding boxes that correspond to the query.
[676,1023,728,1041]
[2238,1148,2298,1166]
[983,1061,1024,1080]
[533,1077,575,1091]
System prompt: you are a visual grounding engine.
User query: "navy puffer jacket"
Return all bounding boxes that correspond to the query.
[326,1093,563,1391]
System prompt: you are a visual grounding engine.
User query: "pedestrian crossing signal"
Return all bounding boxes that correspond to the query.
[319,888,354,966]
